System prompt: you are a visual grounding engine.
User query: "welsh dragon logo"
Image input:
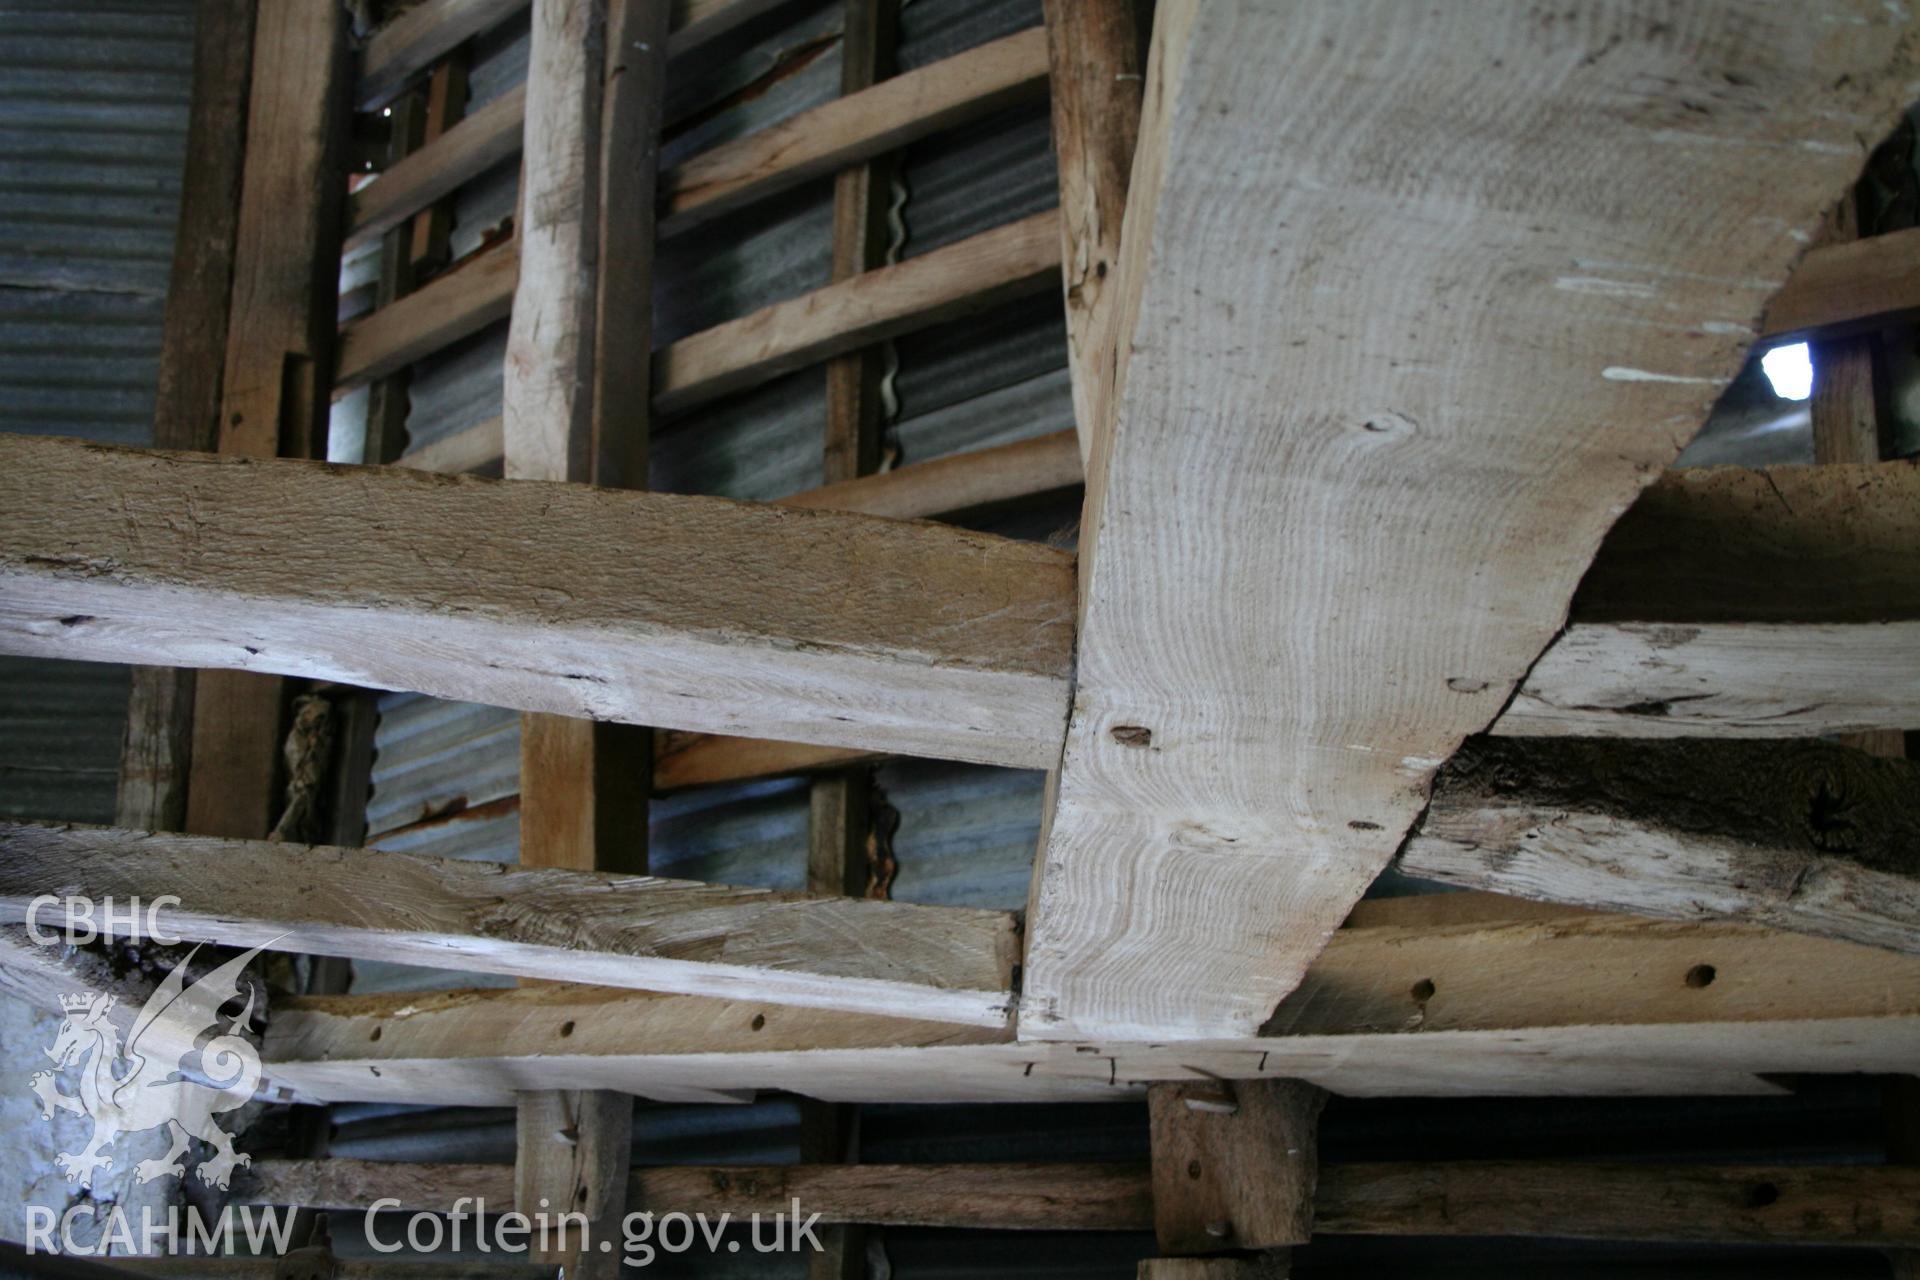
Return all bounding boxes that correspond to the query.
[31,943,266,1190]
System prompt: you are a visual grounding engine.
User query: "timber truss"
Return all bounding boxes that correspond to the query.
[2,0,1920,1272]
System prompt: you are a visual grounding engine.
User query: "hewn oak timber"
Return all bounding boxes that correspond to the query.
[1042,0,1140,464]
[516,1089,628,1271]
[233,1155,1920,1247]
[186,0,352,842]
[0,822,1018,1026]
[655,429,1083,791]
[504,3,666,1260]
[334,238,518,392]
[654,210,1062,416]
[1020,0,1920,1042]
[0,436,1074,770]
[1763,223,1920,343]
[1402,737,1920,954]
[661,27,1047,237]
[1150,1080,1323,1254]
[262,905,1920,1105]
[1498,461,1920,737]
[805,10,897,1269]
[238,1158,1155,1231]
[123,0,253,832]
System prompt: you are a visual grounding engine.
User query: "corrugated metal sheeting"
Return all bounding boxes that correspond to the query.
[0,0,196,823]
[0,2,1912,1274]
[356,0,1069,964]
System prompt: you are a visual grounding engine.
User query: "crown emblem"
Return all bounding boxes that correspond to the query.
[59,992,99,1012]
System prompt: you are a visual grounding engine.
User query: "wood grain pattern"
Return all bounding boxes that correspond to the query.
[239,1158,1155,1231]
[120,0,258,835]
[1403,737,1920,955]
[661,26,1048,237]
[1498,461,1920,737]
[357,0,528,112]
[1150,1079,1323,1253]
[242,1155,1920,1247]
[1019,0,1920,1042]
[0,436,1074,770]
[1042,0,1140,464]
[346,84,524,254]
[1763,223,1920,342]
[653,211,1062,416]
[516,1088,628,1273]
[0,821,1019,1025]
[334,239,517,391]
[260,907,1920,1105]
[504,5,664,1253]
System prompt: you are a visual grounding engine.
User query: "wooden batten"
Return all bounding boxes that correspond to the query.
[659,26,1049,236]
[653,210,1063,416]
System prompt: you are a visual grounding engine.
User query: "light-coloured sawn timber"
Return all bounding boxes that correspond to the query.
[257,904,1920,1105]
[0,435,1073,771]
[1019,0,1920,1041]
[233,1156,1920,1247]
[0,821,1018,1027]
[1403,736,1920,955]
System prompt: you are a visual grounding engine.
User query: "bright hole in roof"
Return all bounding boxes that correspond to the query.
[382,107,392,118]
[1761,342,1813,401]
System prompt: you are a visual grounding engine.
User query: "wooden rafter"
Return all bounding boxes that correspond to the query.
[0,821,1019,1026]
[1018,0,1920,1042]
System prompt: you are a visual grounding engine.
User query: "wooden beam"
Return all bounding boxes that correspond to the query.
[1496,461,1920,738]
[121,0,253,844]
[661,26,1048,237]
[503,1,666,1267]
[1401,736,1920,955]
[239,1158,1155,1231]
[654,211,1062,416]
[231,1155,1920,1247]
[1020,0,1920,1042]
[0,436,1074,771]
[804,4,897,1271]
[184,0,351,842]
[0,821,1018,1026]
[1315,1161,1920,1247]
[1042,0,1140,464]
[262,906,1920,1105]
[1149,1079,1323,1255]
[1762,224,1920,344]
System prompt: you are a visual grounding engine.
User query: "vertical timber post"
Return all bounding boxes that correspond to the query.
[504,0,668,1272]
